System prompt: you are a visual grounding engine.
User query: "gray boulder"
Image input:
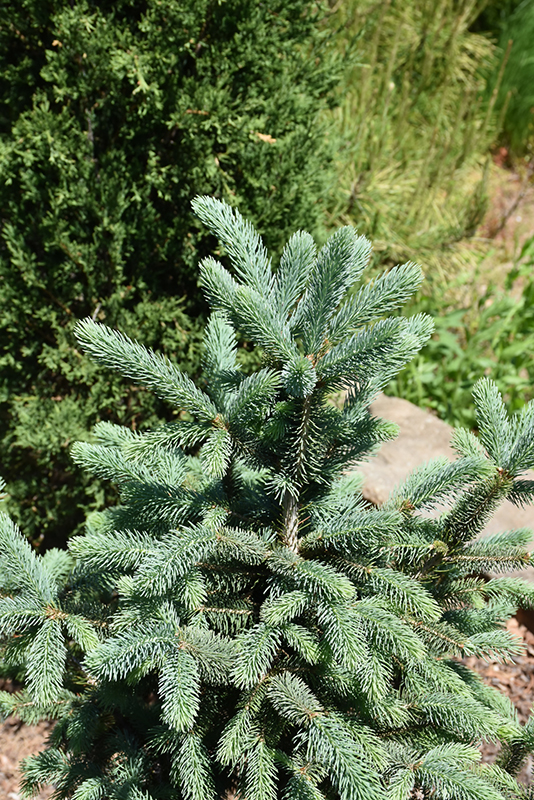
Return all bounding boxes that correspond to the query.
[357,394,534,581]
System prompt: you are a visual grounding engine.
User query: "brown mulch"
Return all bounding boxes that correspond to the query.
[462,617,534,786]
[464,618,534,726]
[1,621,533,796]
[0,721,55,800]
[0,680,54,799]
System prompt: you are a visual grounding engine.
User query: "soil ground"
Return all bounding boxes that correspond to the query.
[476,158,534,293]
[0,699,54,799]
[465,618,534,786]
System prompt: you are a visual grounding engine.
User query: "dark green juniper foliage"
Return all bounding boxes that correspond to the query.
[0,0,339,548]
[2,198,534,799]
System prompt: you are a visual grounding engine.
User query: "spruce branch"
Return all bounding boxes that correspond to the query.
[191,196,274,297]
[3,198,533,799]
[74,319,217,421]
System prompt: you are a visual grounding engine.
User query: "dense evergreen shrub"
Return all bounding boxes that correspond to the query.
[1,198,534,799]
[0,0,340,548]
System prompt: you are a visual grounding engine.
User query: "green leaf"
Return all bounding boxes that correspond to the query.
[64,615,100,653]
[86,623,174,681]
[385,769,416,800]
[175,731,216,800]
[328,261,423,343]
[306,713,384,800]
[269,672,323,726]
[0,513,55,603]
[27,619,67,705]
[275,230,317,318]
[244,739,278,800]
[160,649,200,732]
[260,591,308,626]
[472,379,511,468]
[295,226,371,355]
[232,624,281,689]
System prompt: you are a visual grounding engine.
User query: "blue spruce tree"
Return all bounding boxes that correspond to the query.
[2,197,534,798]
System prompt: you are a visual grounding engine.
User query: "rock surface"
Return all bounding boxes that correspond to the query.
[357,394,534,579]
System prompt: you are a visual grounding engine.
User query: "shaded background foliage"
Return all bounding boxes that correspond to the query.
[474,0,534,153]
[492,0,534,154]
[0,0,341,548]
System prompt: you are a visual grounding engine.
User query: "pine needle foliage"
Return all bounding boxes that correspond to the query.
[2,198,534,799]
[328,0,501,284]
